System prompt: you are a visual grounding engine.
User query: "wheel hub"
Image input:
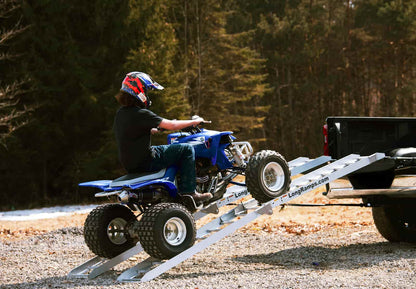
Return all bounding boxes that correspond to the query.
[163,217,187,246]
[107,217,128,245]
[262,162,285,191]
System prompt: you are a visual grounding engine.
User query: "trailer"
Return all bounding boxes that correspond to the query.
[69,152,391,282]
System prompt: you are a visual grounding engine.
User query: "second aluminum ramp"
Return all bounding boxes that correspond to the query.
[117,153,384,282]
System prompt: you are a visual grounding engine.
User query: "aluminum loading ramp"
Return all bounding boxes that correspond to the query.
[68,153,385,282]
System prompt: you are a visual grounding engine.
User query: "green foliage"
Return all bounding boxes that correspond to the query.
[169,0,268,144]
[0,0,131,209]
[236,0,416,158]
[123,0,189,121]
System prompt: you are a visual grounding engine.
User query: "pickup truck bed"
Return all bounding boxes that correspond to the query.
[326,117,416,157]
[325,117,416,188]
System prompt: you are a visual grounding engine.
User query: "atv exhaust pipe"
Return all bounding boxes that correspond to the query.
[118,189,162,204]
[118,190,130,203]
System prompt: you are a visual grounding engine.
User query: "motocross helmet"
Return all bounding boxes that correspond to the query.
[120,72,164,108]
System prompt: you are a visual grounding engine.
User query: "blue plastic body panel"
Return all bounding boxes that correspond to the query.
[79,128,236,198]
[79,180,112,190]
[167,129,235,170]
[79,167,179,197]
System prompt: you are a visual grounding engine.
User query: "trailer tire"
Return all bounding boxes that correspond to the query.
[246,150,291,204]
[372,202,416,243]
[84,204,138,258]
[348,169,394,189]
[137,203,196,260]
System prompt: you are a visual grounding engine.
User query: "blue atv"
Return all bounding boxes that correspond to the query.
[80,121,291,260]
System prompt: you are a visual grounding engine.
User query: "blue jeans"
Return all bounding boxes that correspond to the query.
[148,144,196,194]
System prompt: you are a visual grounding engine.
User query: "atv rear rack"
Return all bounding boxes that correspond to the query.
[68,153,384,282]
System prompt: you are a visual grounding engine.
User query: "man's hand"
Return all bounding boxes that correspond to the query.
[151,128,159,135]
[192,116,204,126]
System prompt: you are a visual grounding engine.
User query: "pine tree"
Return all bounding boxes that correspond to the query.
[123,0,189,123]
[351,0,416,116]
[170,0,268,147]
[0,0,132,208]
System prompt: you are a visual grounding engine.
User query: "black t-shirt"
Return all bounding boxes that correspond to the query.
[113,106,163,172]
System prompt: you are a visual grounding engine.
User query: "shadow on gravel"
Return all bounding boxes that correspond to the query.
[233,241,416,269]
[2,241,415,288]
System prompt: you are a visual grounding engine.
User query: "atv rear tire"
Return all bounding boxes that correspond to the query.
[84,204,137,258]
[137,203,196,260]
[246,150,291,204]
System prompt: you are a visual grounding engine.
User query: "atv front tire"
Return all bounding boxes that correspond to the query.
[246,150,291,204]
[84,204,137,258]
[137,203,196,260]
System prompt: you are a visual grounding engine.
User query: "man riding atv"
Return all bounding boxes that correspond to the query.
[114,71,213,203]
[78,71,291,261]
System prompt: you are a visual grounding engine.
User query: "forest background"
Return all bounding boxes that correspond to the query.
[1,0,416,210]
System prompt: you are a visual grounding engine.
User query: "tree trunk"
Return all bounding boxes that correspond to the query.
[195,0,201,114]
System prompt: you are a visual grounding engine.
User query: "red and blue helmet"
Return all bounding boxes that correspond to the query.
[120,72,164,108]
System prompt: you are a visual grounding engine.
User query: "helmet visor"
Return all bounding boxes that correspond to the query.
[129,72,164,91]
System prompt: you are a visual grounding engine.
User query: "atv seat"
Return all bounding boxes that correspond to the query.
[110,169,166,188]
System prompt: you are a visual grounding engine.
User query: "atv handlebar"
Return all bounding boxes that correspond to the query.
[182,118,211,134]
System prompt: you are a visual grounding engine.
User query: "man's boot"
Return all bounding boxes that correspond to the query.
[190,192,213,202]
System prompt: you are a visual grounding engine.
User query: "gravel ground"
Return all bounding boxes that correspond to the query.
[1,181,415,289]
[1,224,415,289]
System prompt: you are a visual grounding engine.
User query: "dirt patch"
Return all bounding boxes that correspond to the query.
[0,214,87,241]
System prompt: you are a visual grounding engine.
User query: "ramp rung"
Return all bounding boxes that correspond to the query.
[220,220,233,224]
[320,170,335,175]
[117,257,162,282]
[332,165,347,170]
[344,159,359,164]
[207,227,221,232]
[289,155,332,176]
[307,175,322,181]
[288,157,309,167]
[235,210,248,216]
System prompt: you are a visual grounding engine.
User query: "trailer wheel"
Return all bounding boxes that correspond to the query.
[372,202,416,243]
[137,203,196,260]
[84,204,138,258]
[348,169,394,189]
[246,150,291,204]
